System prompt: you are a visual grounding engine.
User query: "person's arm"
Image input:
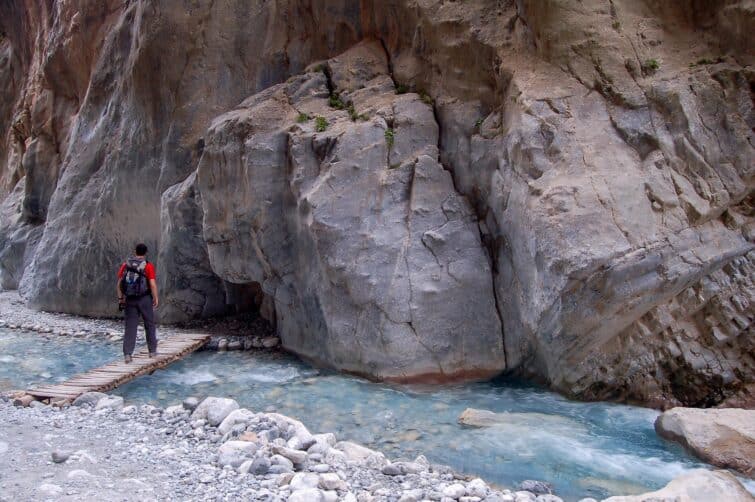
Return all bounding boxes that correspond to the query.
[149,279,159,308]
[146,263,159,308]
[116,264,125,302]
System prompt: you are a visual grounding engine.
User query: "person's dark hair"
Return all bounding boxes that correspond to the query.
[135,243,148,256]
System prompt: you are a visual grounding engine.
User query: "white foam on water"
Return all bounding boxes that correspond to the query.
[0,355,16,363]
[229,365,307,384]
[165,370,218,385]
[477,419,700,488]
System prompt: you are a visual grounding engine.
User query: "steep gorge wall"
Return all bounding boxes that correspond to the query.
[0,0,752,407]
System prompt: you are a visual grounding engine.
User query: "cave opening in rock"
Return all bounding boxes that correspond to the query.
[221,280,276,330]
[223,281,265,315]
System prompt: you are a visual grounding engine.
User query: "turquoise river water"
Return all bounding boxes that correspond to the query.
[2,328,753,501]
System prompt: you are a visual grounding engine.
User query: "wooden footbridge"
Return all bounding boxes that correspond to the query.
[21,332,211,404]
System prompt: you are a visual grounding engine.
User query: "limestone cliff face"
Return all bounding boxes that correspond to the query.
[0,1,752,406]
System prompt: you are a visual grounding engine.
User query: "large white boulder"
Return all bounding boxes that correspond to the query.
[603,469,754,502]
[655,407,755,477]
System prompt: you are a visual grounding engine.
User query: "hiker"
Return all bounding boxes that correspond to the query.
[117,243,159,363]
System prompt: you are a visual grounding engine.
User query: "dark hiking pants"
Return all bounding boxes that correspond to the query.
[123,295,157,356]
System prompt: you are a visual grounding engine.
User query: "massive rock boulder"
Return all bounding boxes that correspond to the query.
[655,407,755,477]
[0,1,752,400]
[195,42,505,381]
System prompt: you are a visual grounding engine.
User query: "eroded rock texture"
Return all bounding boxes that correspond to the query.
[195,42,505,380]
[0,1,753,404]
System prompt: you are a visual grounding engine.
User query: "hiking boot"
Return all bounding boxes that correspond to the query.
[124,355,133,363]
[148,352,157,358]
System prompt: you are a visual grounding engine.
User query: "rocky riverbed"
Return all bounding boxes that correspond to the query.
[0,393,574,502]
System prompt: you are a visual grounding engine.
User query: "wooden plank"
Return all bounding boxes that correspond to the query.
[26,333,210,400]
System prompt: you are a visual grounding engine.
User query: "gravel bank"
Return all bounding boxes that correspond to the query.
[0,394,565,502]
[0,291,278,351]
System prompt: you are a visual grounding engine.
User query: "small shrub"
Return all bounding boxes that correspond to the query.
[385,128,395,148]
[315,116,328,132]
[296,113,311,123]
[643,58,660,73]
[396,84,409,94]
[611,20,621,30]
[419,91,434,106]
[329,94,346,110]
[474,118,483,132]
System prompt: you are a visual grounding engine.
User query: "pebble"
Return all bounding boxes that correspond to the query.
[182,396,200,411]
[382,463,402,476]
[51,450,71,463]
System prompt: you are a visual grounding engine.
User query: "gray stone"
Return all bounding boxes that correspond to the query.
[217,408,256,436]
[95,395,124,411]
[191,397,239,426]
[273,445,308,465]
[443,483,467,499]
[289,472,320,491]
[262,336,280,348]
[72,392,107,407]
[318,472,345,491]
[382,464,402,476]
[269,464,294,475]
[467,479,489,498]
[51,450,70,464]
[517,481,552,495]
[182,397,200,411]
[271,455,295,471]
[250,456,271,475]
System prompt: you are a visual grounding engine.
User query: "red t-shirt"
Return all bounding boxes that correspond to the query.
[118,260,156,280]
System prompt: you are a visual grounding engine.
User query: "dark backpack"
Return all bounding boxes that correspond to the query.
[120,258,150,297]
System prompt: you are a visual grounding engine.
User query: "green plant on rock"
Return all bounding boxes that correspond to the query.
[329,94,346,110]
[296,112,311,123]
[611,20,621,30]
[643,58,660,73]
[385,128,395,149]
[396,84,409,94]
[474,118,483,132]
[315,116,328,132]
